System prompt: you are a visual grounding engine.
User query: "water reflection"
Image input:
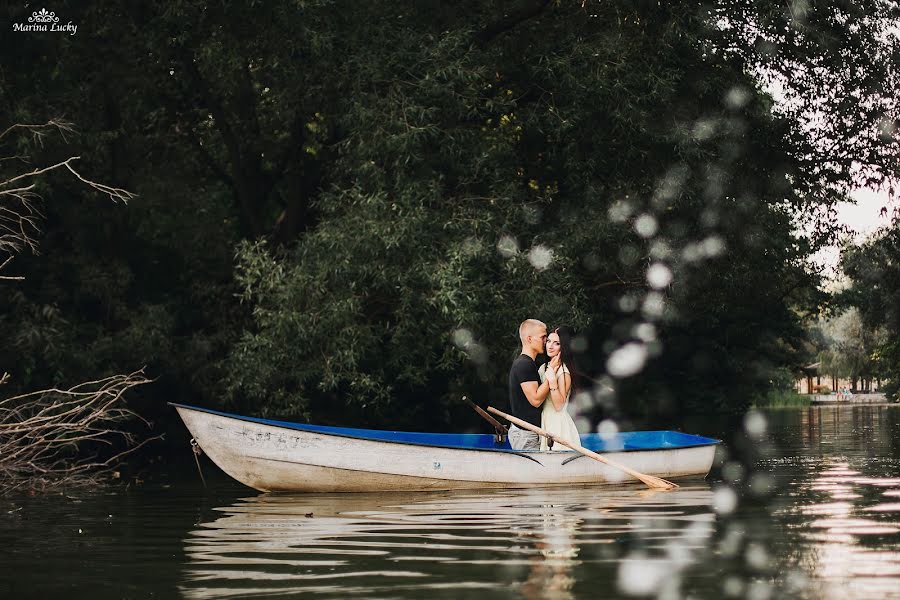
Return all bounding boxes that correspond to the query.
[8,406,900,598]
[767,405,900,599]
[793,404,896,452]
[180,486,716,599]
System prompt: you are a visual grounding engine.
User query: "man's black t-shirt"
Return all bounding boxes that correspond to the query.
[508,354,542,427]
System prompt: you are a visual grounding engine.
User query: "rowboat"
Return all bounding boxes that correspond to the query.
[171,403,720,492]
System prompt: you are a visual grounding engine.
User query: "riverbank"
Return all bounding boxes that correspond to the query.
[809,392,889,403]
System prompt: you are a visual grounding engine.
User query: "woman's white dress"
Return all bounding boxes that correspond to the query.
[538,363,582,451]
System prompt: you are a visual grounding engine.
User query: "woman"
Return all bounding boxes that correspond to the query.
[538,326,582,451]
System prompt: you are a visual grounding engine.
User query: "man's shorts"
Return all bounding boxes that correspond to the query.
[508,424,541,451]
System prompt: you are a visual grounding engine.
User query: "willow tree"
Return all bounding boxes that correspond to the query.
[841,220,900,399]
[817,309,884,391]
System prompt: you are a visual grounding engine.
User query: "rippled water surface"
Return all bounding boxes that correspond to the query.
[3,404,900,599]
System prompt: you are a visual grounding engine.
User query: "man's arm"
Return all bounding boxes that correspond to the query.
[520,379,550,408]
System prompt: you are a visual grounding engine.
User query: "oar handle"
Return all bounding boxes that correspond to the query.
[463,396,507,443]
[463,396,506,430]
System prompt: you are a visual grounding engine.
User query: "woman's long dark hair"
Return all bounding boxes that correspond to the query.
[553,326,581,392]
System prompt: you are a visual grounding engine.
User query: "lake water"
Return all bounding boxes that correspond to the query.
[3,404,900,599]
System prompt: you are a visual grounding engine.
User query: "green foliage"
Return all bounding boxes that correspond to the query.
[753,391,811,409]
[222,2,898,421]
[841,219,900,398]
[750,367,809,408]
[223,24,597,422]
[883,380,900,403]
[2,1,899,432]
[817,308,884,383]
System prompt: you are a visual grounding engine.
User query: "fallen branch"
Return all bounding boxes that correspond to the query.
[0,370,157,493]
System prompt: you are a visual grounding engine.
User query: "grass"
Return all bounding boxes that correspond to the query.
[752,389,812,409]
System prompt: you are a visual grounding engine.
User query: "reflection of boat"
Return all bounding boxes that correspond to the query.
[180,487,717,600]
[172,403,719,492]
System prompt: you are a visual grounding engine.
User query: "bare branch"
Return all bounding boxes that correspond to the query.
[63,160,137,204]
[0,156,83,189]
[0,370,158,493]
[0,120,136,279]
[0,119,76,145]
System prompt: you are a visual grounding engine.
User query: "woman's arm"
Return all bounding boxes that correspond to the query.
[546,366,570,411]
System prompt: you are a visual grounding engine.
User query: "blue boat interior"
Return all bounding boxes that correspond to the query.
[172,403,720,453]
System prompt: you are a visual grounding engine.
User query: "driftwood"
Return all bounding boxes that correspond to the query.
[0,370,154,493]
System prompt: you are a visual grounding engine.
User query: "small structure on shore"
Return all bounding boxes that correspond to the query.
[796,362,883,396]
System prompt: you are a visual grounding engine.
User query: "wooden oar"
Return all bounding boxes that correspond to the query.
[462,395,507,443]
[487,406,678,490]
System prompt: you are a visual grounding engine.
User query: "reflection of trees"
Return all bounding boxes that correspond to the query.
[770,456,900,598]
[759,406,900,598]
[887,409,900,464]
[794,406,892,458]
[179,486,716,600]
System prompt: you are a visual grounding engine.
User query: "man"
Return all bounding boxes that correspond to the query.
[507,319,552,451]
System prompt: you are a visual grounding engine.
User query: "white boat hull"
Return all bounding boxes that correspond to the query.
[176,406,717,492]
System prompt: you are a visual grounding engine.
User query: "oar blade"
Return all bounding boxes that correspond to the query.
[637,473,679,490]
[590,449,679,489]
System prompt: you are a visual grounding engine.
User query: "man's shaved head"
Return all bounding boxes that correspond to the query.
[519,319,546,344]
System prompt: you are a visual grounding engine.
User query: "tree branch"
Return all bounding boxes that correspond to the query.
[0,119,75,145]
[0,122,136,279]
[0,370,157,493]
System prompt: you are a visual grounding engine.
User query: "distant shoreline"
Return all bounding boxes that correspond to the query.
[809,392,888,404]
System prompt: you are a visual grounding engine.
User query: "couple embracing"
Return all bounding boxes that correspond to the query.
[507,319,582,452]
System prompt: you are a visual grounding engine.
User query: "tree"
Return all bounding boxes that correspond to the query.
[817,308,883,391]
[841,219,900,399]
[223,1,899,423]
[2,1,899,430]
[0,121,149,491]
